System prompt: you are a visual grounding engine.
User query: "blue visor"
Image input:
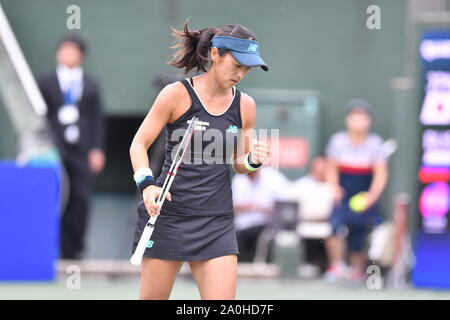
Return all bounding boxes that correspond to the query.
[211,36,268,71]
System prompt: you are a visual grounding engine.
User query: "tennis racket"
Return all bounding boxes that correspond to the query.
[382,138,398,159]
[130,116,199,266]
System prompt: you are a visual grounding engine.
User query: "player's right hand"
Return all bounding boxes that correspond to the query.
[142,185,172,216]
[250,140,270,165]
[332,184,345,205]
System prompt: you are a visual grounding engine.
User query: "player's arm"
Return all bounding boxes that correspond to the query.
[232,93,254,173]
[87,80,106,174]
[326,158,345,204]
[232,93,268,174]
[130,83,180,171]
[325,159,339,186]
[366,161,388,207]
[129,83,182,213]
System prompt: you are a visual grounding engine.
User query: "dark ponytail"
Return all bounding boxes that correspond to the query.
[168,20,217,74]
[168,19,256,75]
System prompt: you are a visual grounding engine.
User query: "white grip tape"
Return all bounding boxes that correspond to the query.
[130,216,157,266]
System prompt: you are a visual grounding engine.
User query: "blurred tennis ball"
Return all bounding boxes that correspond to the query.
[349,192,367,213]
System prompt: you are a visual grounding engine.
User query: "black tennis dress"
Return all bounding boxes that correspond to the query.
[132,78,242,261]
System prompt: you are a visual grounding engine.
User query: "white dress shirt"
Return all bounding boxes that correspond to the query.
[56,64,84,144]
[232,167,290,231]
[56,64,84,102]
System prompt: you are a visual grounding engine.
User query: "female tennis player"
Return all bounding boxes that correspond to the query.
[129,20,269,300]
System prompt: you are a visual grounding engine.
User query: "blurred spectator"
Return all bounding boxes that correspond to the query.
[287,156,333,272]
[290,156,333,224]
[38,35,106,259]
[324,99,388,284]
[232,166,289,262]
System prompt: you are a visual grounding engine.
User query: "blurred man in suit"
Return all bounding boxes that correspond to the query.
[38,35,106,259]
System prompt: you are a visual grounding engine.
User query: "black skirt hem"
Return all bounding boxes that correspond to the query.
[142,250,239,262]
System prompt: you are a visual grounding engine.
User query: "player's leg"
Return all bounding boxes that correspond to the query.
[60,161,92,259]
[139,257,183,300]
[349,251,367,275]
[325,233,346,264]
[324,209,349,281]
[325,212,347,262]
[347,225,368,283]
[189,254,237,300]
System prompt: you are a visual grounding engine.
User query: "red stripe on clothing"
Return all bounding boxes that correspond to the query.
[418,167,450,183]
[339,165,373,174]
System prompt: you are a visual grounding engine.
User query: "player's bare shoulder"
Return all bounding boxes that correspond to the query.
[155,80,191,124]
[157,81,189,105]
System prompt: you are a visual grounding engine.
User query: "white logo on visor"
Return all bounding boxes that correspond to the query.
[247,43,258,52]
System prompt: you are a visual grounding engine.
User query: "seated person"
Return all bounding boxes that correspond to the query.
[232,166,289,262]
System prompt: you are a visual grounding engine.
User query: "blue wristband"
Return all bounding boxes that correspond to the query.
[136,175,156,194]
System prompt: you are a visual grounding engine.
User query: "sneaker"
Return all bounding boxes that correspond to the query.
[346,269,366,286]
[323,262,347,283]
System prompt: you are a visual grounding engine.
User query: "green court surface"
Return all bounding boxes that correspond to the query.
[1,276,450,300]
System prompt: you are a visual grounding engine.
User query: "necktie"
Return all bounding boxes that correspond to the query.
[59,79,81,144]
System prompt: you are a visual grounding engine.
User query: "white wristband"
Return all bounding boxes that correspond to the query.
[133,167,154,184]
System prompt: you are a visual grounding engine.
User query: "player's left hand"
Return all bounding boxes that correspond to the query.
[363,192,377,211]
[250,140,270,165]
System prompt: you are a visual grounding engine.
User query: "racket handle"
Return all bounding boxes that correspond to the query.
[130,218,156,266]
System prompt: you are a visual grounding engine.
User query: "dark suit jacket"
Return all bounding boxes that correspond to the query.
[38,71,105,166]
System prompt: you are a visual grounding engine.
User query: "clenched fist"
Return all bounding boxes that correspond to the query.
[250,140,270,165]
